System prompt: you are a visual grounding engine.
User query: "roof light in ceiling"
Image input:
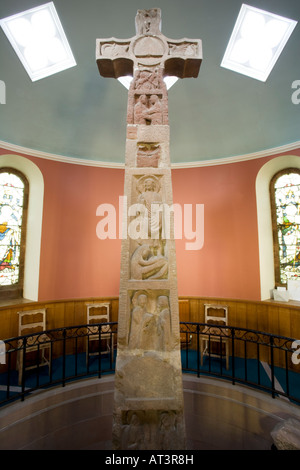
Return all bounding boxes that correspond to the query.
[0,2,76,81]
[118,75,178,90]
[221,4,297,81]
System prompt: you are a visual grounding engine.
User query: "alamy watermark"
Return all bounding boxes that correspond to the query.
[291,80,300,105]
[96,197,204,251]
[0,80,6,104]
[292,340,300,365]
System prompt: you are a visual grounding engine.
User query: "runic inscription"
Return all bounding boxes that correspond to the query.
[96,8,202,450]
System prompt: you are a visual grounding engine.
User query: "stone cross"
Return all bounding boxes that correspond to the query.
[96,9,202,450]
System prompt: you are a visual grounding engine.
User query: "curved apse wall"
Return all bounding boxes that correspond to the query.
[1,147,299,302]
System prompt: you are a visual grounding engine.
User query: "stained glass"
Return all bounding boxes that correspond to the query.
[0,172,25,287]
[274,172,300,284]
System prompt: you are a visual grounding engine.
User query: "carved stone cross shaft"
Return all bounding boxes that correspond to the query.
[96,9,202,450]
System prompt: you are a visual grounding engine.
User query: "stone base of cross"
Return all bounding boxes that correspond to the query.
[96,9,202,450]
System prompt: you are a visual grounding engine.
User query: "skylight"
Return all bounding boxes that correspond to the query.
[0,2,76,81]
[118,76,179,90]
[221,4,297,81]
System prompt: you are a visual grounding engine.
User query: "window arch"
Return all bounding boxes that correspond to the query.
[0,168,28,299]
[270,168,300,287]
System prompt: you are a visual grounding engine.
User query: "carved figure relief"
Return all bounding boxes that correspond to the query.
[121,412,147,450]
[156,295,171,350]
[168,42,198,56]
[128,293,148,349]
[131,244,168,280]
[136,175,163,241]
[135,9,161,35]
[101,42,130,57]
[128,291,171,351]
[133,94,163,125]
[121,410,181,450]
[137,143,160,168]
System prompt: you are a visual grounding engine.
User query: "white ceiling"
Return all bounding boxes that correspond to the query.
[0,0,300,166]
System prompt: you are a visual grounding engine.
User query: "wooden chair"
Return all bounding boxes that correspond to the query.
[17,309,51,385]
[86,303,114,366]
[200,304,230,370]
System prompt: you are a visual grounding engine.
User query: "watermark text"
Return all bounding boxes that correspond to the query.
[96,197,204,251]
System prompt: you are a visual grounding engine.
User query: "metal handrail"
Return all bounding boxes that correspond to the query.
[180,322,300,404]
[0,321,299,406]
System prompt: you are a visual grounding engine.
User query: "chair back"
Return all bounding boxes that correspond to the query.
[18,309,47,337]
[204,304,228,327]
[86,303,110,326]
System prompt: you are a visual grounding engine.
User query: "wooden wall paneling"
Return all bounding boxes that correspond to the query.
[110,299,119,323]
[256,303,269,333]
[233,301,247,329]
[245,302,258,332]
[268,304,279,336]
[188,297,201,323]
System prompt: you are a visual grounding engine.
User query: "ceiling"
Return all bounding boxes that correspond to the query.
[0,0,300,166]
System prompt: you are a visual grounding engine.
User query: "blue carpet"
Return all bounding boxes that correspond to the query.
[1,349,299,406]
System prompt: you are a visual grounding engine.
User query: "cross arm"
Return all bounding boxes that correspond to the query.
[96,37,134,78]
[164,38,202,79]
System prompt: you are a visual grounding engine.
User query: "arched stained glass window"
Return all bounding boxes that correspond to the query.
[0,169,28,298]
[270,169,300,286]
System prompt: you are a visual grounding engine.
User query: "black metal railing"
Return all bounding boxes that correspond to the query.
[0,322,118,406]
[180,322,300,404]
[0,321,299,407]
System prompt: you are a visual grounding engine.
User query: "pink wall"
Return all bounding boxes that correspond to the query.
[36,158,124,301]
[1,147,300,301]
[173,161,262,300]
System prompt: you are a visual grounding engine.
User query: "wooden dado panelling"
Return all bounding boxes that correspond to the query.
[0,296,299,342]
[0,297,120,342]
[178,297,300,341]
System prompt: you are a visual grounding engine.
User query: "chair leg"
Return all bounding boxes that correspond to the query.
[200,338,204,366]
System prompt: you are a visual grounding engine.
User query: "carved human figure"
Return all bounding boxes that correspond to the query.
[122,412,145,449]
[140,309,161,351]
[159,411,177,449]
[129,293,148,349]
[137,176,163,242]
[135,9,161,35]
[131,244,168,280]
[147,95,163,125]
[157,295,171,350]
[134,94,148,125]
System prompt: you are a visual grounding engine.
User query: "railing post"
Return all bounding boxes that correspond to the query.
[6,347,11,400]
[21,336,27,401]
[62,328,66,387]
[231,328,235,385]
[270,335,275,398]
[196,324,200,377]
[98,326,102,378]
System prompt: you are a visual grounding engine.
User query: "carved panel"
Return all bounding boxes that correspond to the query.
[100,41,130,57]
[136,143,161,168]
[135,9,161,35]
[128,290,171,351]
[121,409,183,450]
[168,41,198,57]
[133,94,163,125]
